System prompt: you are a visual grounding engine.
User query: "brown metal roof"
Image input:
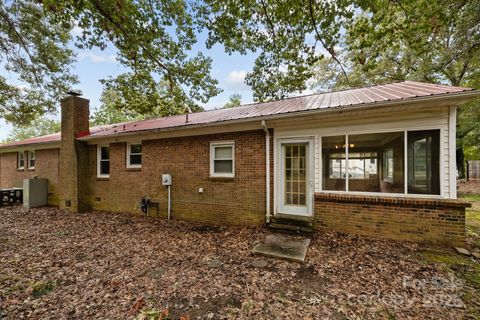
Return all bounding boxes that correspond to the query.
[1,81,477,148]
[84,80,477,139]
[1,132,61,148]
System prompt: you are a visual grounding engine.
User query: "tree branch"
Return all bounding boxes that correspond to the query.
[307,0,350,86]
[434,42,480,77]
[0,9,42,86]
[260,0,278,52]
[89,0,191,106]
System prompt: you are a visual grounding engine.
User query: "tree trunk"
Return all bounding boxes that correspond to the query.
[456,148,465,179]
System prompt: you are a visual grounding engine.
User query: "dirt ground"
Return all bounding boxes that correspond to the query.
[458,180,480,195]
[0,206,477,320]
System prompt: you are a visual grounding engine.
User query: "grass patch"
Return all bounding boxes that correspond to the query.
[134,308,183,320]
[55,230,71,237]
[420,249,480,318]
[466,212,480,247]
[459,194,480,202]
[460,194,480,247]
[421,250,469,265]
[30,280,55,298]
[418,194,480,318]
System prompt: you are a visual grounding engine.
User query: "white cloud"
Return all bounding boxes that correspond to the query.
[79,52,117,63]
[225,70,249,91]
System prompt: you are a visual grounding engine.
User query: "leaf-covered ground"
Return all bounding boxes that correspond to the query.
[0,207,472,319]
[458,180,480,195]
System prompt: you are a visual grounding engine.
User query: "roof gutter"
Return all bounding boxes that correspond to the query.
[0,141,61,153]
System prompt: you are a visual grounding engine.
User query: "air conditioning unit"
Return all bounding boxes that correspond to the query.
[23,178,48,209]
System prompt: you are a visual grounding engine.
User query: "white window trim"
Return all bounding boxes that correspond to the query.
[28,151,35,170]
[210,141,235,178]
[97,145,110,178]
[17,152,25,170]
[126,142,142,168]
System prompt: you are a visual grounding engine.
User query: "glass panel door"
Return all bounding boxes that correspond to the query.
[278,138,312,216]
[284,143,307,206]
[407,130,440,195]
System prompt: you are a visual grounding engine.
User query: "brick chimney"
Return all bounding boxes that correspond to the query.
[59,95,90,212]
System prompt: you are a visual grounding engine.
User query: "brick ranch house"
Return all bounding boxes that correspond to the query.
[1,81,479,245]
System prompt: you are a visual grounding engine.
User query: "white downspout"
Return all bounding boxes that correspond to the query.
[167,185,171,220]
[261,120,271,223]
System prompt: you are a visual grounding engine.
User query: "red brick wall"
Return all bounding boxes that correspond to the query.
[0,149,60,205]
[59,96,90,212]
[89,129,273,225]
[314,193,468,245]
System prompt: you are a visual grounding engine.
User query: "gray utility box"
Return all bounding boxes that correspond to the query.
[23,178,48,208]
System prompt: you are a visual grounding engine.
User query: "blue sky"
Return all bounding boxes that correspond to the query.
[0,30,259,140]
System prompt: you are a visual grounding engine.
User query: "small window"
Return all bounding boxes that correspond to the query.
[97,146,110,178]
[348,152,378,179]
[28,151,35,169]
[210,142,234,177]
[328,153,346,178]
[126,143,142,168]
[17,152,25,170]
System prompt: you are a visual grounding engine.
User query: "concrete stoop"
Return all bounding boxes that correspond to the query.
[253,234,311,263]
[268,214,314,235]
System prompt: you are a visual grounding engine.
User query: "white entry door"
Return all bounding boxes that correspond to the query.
[277,138,314,216]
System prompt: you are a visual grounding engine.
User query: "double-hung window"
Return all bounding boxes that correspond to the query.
[97,145,110,178]
[28,151,35,169]
[126,143,142,168]
[210,142,235,178]
[17,152,25,170]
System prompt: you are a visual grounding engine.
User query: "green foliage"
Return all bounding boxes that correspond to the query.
[134,308,172,320]
[42,0,220,116]
[3,117,60,143]
[203,0,355,101]
[1,0,222,126]
[223,93,242,108]
[203,0,479,109]
[464,146,480,161]
[30,280,55,298]
[0,0,77,125]
[345,0,480,87]
[458,99,480,160]
[2,0,479,139]
[91,88,145,126]
[306,0,480,174]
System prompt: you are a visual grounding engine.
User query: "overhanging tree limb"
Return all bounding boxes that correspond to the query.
[0,9,42,86]
[307,0,350,87]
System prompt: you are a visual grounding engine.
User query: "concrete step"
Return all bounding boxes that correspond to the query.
[270,215,314,228]
[253,234,311,263]
[268,223,314,235]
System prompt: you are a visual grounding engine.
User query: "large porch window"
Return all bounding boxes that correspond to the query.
[322,130,440,195]
[408,130,440,195]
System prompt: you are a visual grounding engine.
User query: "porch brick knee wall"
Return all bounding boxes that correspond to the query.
[314,193,469,245]
[88,129,273,225]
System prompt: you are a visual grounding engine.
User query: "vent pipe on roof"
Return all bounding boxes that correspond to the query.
[185,105,191,123]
